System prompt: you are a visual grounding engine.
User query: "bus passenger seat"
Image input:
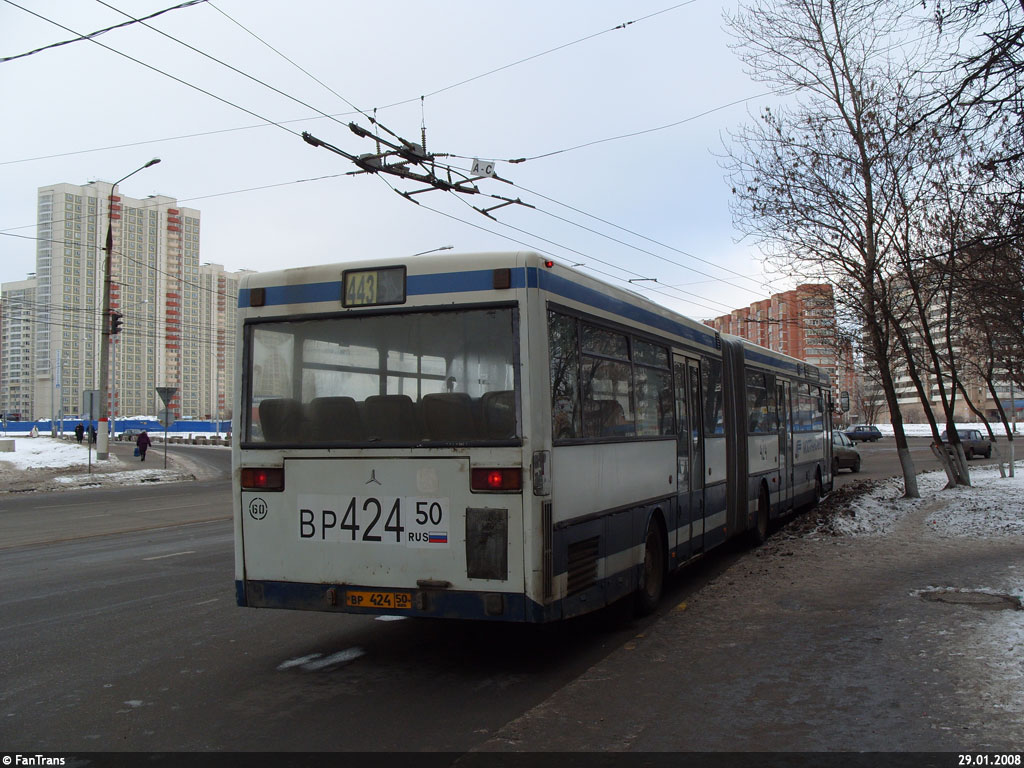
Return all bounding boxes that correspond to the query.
[258,398,304,443]
[308,396,365,442]
[365,394,419,441]
[422,392,478,441]
[480,390,515,439]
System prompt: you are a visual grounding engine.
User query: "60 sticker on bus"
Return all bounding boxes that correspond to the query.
[296,494,450,548]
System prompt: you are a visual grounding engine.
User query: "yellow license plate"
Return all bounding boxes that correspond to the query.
[345,590,413,610]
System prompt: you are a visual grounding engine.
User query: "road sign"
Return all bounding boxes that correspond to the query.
[158,408,175,428]
[82,389,99,419]
[156,386,178,407]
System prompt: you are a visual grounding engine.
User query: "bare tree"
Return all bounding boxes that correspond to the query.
[723,0,937,496]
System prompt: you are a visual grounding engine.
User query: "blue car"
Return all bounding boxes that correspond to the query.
[845,424,882,443]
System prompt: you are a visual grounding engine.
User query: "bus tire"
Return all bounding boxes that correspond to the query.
[814,469,824,506]
[635,516,666,616]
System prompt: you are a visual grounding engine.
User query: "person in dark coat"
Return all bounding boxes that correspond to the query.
[136,430,152,462]
[88,425,96,444]
[74,423,85,443]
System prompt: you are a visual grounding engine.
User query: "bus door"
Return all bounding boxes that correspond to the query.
[777,380,794,511]
[673,356,704,558]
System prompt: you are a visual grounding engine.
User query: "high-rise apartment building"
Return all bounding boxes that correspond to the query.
[0,276,38,420]
[0,181,247,422]
[704,284,860,407]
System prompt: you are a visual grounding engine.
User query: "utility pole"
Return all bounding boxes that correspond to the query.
[96,159,160,460]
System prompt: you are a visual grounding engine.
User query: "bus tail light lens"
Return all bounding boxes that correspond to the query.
[471,468,522,492]
[241,467,284,491]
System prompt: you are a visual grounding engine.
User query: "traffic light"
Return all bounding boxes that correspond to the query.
[110,311,123,335]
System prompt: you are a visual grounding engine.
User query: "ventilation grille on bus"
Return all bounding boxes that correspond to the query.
[566,536,599,596]
[542,502,553,599]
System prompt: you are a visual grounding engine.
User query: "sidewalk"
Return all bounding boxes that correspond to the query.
[475,471,1024,752]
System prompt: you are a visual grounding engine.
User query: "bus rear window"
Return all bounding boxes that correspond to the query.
[245,308,519,445]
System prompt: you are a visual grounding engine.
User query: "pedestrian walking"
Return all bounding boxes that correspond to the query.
[88,425,96,444]
[136,430,152,462]
[75,423,85,443]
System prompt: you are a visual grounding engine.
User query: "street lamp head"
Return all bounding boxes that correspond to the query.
[144,158,161,169]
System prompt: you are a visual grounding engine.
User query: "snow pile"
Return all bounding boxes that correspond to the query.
[0,437,100,470]
[830,464,1024,538]
[0,437,188,490]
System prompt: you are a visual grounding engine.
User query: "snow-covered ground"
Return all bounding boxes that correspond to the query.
[0,436,190,490]
[830,464,1024,538]
[854,421,1021,437]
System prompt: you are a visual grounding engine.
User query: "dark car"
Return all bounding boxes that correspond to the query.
[940,428,992,459]
[845,424,882,442]
[832,430,862,473]
[120,428,144,442]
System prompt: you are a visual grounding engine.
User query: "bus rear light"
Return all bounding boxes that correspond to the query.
[241,467,284,491]
[471,467,522,492]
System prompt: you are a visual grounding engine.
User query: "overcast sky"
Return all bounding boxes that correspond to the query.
[1,0,792,320]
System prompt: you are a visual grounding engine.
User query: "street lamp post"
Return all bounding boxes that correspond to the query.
[96,158,160,460]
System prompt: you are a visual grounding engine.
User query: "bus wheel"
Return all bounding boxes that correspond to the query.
[635,519,665,616]
[814,470,824,505]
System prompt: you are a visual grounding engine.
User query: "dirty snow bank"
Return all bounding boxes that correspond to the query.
[825,464,1024,538]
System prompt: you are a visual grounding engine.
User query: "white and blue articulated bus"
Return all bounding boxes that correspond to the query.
[233,252,832,622]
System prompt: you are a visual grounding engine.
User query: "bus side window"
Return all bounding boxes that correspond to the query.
[548,311,581,439]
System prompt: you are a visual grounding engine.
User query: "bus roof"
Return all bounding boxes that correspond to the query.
[238,251,828,387]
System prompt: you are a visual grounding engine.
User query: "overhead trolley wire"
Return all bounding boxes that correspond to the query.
[1,0,701,166]
[3,0,303,139]
[2,1,779,310]
[0,0,207,63]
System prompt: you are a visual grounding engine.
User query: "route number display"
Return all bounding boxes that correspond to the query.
[342,266,406,307]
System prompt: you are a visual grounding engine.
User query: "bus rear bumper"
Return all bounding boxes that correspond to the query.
[236,578,554,623]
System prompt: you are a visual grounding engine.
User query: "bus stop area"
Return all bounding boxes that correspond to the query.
[474,470,1024,753]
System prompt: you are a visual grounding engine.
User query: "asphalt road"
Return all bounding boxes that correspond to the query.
[4,445,746,751]
[1,439,996,752]
[831,435,999,488]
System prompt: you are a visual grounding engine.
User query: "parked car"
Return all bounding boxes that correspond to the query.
[940,428,992,459]
[832,430,862,473]
[120,428,144,442]
[845,424,882,442]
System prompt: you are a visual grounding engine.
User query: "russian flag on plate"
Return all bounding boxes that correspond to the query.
[428,532,448,544]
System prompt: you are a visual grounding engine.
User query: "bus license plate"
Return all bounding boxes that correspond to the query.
[345,590,412,610]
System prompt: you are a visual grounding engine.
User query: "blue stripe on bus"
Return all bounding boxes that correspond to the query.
[237,266,716,351]
[744,346,802,375]
[536,270,720,349]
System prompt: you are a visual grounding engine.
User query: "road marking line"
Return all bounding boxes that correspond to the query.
[142,550,196,561]
[194,598,219,606]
